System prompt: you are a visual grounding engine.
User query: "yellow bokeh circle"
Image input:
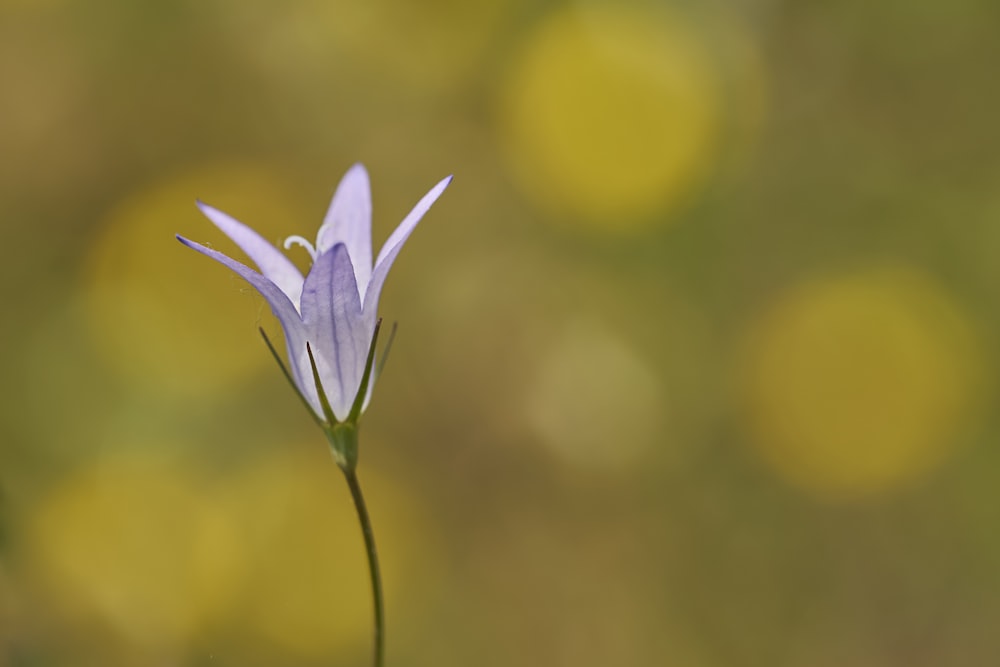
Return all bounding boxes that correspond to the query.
[25,448,438,656]
[499,5,720,230]
[739,266,982,501]
[28,455,241,647]
[83,162,313,397]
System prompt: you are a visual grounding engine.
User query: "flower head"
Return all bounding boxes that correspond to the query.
[177,164,451,425]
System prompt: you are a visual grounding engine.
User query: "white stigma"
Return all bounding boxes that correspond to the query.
[283,235,317,259]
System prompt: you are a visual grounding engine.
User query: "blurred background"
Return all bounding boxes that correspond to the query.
[2,0,1000,664]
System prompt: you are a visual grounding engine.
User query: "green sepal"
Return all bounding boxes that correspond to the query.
[306,342,339,426]
[347,318,383,424]
[376,321,398,381]
[259,327,323,429]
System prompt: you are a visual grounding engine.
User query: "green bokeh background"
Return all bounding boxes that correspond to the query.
[3,0,1000,665]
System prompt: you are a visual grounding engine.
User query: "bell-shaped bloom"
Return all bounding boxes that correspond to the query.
[177,164,451,423]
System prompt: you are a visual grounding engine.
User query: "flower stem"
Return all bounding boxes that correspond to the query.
[343,468,385,667]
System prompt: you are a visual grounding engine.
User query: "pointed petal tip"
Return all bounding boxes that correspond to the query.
[195,199,219,216]
[338,163,370,188]
[314,240,349,261]
[175,235,223,258]
[435,174,454,193]
[176,234,213,253]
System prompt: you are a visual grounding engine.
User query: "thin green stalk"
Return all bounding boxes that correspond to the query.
[343,469,385,667]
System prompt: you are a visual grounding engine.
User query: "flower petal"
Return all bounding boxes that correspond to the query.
[196,201,305,310]
[176,235,312,402]
[316,164,373,293]
[299,243,370,421]
[364,175,452,313]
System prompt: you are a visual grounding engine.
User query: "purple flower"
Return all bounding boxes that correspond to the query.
[177,164,451,423]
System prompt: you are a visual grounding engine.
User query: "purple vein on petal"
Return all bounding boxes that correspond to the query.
[300,243,367,420]
[316,163,373,291]
[196,201,305,309]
